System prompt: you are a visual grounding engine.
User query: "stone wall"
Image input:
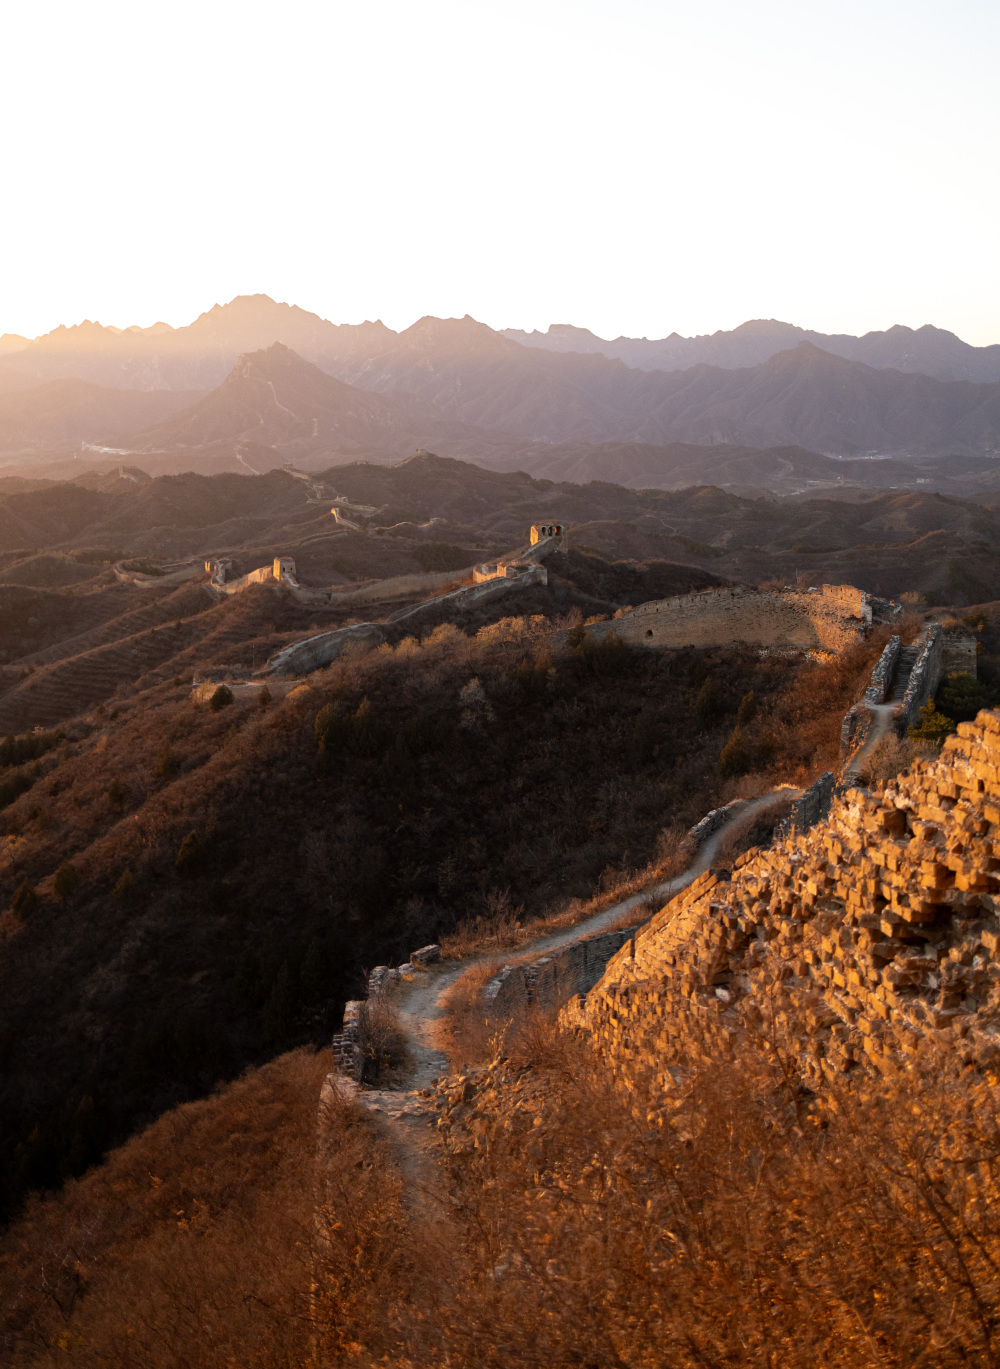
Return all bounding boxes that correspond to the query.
[587,584,875,654]
[562,709,1000,1098]
[482,927,637,1023]
[775,771,836,838]
[326,567,469,608]
[266,622,385,675]
[386,563,547,627]
[687,799,749,846]
[943,631,978,676]
[900,625,944,728]
[113,560,201,589]
[864,635,901,704]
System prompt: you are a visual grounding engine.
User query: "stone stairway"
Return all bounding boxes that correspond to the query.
[887,644,918,705]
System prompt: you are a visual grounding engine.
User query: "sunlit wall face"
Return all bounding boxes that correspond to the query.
[0,0,997,344]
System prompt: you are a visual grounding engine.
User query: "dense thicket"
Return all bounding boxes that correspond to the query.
[6,1011,1000,1366]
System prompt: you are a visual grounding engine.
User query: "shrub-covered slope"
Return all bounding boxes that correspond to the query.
[0,617,880,1218]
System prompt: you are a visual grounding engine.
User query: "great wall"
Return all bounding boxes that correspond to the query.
[560,708,1000,1091]
[590,581,881,653]
[322,549,987,1100]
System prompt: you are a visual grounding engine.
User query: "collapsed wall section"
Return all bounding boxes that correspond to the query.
[563,709,1000,1096]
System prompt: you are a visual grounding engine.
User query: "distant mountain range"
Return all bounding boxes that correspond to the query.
[1,297,1000,482]
[131,342,498,465]
[4,296,999,393]
[501,319,1000,384]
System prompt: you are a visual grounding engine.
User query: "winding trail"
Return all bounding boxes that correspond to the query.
[361,784,802,1102]
[324,785,803,1229]
[843,701,897,782]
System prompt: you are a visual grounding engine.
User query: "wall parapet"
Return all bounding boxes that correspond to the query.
[900,625,944,728]
[775,771,835,839]
[864,635,901,705]
[265,622,385,676]
[482,927,637,1024]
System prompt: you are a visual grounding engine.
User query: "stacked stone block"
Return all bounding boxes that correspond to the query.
[563,710,1000,1093]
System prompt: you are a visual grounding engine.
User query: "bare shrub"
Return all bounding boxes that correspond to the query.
[356,994,410,1084]
[713,796,795,868]
[857,729,915,787]
[439,957,506,1067]
[419,1023,1000,1369]
[0,1049,329,1368]
[654,820,695,871]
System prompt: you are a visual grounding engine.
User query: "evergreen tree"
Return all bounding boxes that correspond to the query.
[53,862,80,901]
[695,678,723,728]
[737,690,758,725]
[908,697,956,743]
[719,725,750,778]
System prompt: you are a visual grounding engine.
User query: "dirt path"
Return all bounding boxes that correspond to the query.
[325,784,802,1225]
[369,784,803,1094]
[843,701,897,782]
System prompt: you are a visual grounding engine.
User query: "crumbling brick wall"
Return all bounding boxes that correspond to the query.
[563,709,1000,1096]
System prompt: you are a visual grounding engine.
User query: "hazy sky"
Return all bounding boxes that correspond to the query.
[2,0,998,344]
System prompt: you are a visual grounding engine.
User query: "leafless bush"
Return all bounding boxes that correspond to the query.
[0,1049,328,1368]
[440,887,525,958]
[857,730,915,787]
[438,957,506,1067]
[356,993,410,1084]
[713,796,795,868]
[421,1024,1000,1368]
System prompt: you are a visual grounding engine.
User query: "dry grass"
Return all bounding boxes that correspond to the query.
[438,957,508,1067]
[856,730,916,788]
[0,1049,332,1367]
[419,1021,1000,1368]
[439,824,694,962]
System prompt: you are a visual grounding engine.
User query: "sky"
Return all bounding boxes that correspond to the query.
[1,0,998,344]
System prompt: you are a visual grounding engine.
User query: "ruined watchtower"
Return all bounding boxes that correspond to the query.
[530,521,568,551]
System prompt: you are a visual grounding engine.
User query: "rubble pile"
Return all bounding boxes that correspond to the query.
[563,710,1000,1092]
[426,1056,550,1158]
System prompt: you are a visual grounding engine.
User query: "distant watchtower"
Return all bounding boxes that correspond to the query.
[530,521,568,551]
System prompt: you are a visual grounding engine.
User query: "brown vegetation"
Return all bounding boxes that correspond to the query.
[416,1020,1000,1368]
[12,1010,1000,1366]
[0,610,888,1218]
[0,1049,330,1367]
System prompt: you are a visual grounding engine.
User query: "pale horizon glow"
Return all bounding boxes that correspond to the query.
[1,0,998,347]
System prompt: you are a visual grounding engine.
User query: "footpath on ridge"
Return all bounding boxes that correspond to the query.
[320,785,803,1206]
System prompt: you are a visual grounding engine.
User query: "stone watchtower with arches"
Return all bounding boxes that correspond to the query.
[529,521,568,551]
